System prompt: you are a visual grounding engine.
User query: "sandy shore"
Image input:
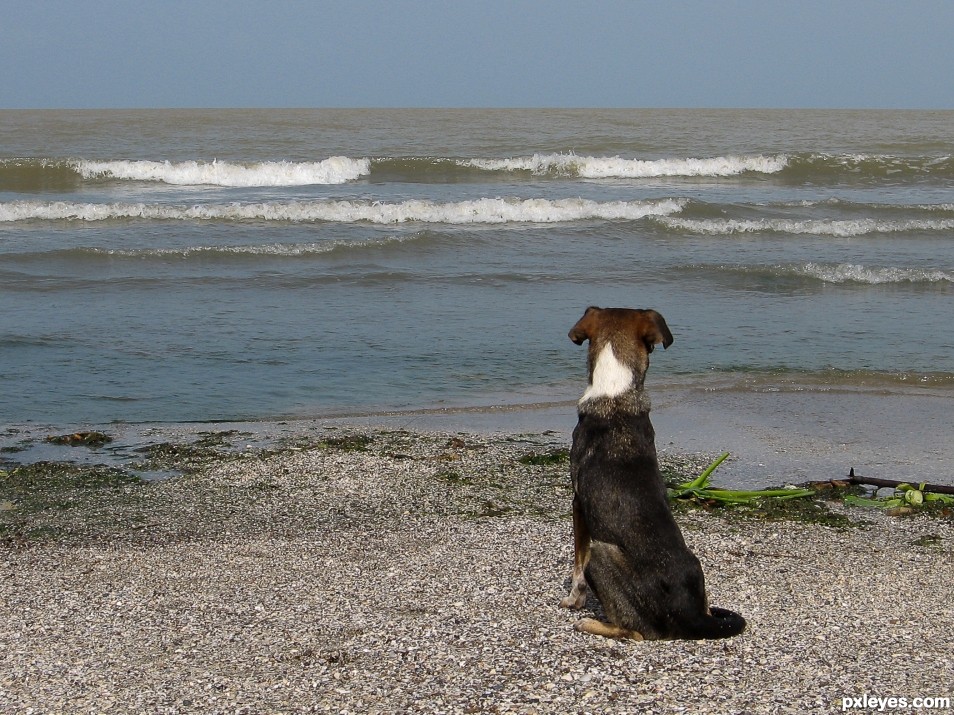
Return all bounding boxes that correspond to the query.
[4,378,954,490]
[344,383,954,490]
[2,427,952,714]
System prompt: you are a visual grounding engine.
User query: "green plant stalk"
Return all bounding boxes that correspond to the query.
[682,490,812,504]
[670,452,816,506]
[704,487,814,498]
[681,452,730,490]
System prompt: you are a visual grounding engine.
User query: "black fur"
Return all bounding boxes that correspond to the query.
[567,307,745,640]
[572,413,745,640]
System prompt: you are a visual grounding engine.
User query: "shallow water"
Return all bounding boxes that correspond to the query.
[2,108,952,484]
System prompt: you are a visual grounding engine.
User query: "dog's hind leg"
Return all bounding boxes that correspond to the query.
[574,618,644,641]
[560,498,591,609]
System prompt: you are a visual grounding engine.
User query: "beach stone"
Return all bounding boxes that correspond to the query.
[1,427,951,713]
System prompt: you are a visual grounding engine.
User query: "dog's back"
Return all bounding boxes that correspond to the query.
[565,307,745,641]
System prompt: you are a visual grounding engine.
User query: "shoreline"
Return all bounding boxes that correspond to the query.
[4,379,953,489]
[2,427,952,713]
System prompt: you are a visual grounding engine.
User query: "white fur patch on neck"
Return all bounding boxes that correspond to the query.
[580,343,633,403]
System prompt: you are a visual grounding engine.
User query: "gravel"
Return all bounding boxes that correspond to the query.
[2,427,952,714]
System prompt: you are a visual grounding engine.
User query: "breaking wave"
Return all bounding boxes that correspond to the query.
[75,157,371,186]
[687,262,954,286]
[462,153,788,178]
[792,262,954,284]
[0,197,686,225]
[4,152,953,190]
[657,216,954,237]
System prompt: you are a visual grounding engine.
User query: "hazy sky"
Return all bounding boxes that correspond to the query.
[4,0,953,109]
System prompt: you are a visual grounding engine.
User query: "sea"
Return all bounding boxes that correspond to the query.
[2,109,953,486]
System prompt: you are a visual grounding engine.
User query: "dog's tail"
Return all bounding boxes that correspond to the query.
[681,606,747,640]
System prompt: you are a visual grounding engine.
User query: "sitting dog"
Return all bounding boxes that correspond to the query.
[560,306,746,640]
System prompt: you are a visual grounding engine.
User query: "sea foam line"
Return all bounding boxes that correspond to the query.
[793,262,954,284]
[75,157,371,186]
[83,239,407,258]
[462,153,788,178]
[0,197,686,224]
[658,216,954,236]
[697,262,954,285]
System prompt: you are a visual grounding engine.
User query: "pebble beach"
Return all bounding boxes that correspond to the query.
[2,427,952,714]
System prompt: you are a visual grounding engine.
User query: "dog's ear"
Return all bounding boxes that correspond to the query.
[568,306,600,345]
[640,310,674,353]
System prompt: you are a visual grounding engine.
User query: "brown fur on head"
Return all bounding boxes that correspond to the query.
[569,306,673,388]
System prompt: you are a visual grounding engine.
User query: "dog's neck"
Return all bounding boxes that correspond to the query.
[579,342,651,416]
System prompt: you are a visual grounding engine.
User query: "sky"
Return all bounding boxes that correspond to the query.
[3,0,954,110]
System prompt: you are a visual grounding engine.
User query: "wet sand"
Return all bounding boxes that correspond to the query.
[4,383,952,490]
[325,383,954,489]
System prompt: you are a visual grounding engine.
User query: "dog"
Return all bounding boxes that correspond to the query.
[560,306,746,640]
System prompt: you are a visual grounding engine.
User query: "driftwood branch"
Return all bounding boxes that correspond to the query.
[843,468,954,496]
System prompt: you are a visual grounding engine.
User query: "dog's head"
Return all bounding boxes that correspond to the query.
[569,306,673,399]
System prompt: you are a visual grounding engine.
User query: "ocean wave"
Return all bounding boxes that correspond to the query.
[422,152,954,183]
[458,152,952,184]
[783,153,954,184]
[74,157,371,186]
[657,216,954,237]
[689,262,954,286]
[462,153,788,178]
[81,239,407,258]
[792,262,954,284]
[1,235,441,270]
[5,152,954,190]
[783,198,954,214]
[0,158,85,192]
[0,197,686,225]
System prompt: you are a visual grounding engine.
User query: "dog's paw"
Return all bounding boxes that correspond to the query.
[574,618,644,641]
[573,617,599,633]
[559,593,586,610]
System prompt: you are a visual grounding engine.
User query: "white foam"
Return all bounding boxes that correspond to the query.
[74,157,371,186]
[85,236,415,258]
[795,263,954,284]
[658,216,954,237]
[464,153,788,178]
[0,197,686,224]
